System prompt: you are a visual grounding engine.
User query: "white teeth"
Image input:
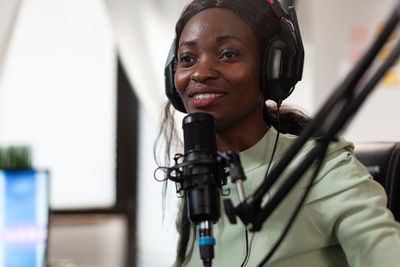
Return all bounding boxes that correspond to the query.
[193,93,224,100]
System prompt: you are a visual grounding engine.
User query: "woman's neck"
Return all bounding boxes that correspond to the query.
[216,121,269,152]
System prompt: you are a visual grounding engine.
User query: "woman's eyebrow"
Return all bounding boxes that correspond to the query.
[179,35,242,48]
[179,40,197,48]
[216,35,243,43]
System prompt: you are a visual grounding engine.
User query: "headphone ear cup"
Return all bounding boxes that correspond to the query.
[164,41,187,113]
[260,37,295,104]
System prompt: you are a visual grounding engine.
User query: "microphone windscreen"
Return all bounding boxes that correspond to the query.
[182,113,216,154]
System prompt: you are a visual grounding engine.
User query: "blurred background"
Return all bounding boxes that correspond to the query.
[0,0,399,266]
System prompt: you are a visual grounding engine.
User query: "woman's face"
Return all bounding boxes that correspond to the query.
[175,8,265,135]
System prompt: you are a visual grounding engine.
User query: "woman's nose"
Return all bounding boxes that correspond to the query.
[190,56,218,82]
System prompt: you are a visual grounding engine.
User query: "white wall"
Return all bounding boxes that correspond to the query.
[0,0,117,209]
[0,0,21,80]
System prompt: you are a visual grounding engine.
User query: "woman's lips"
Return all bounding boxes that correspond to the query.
[190,92,225,108]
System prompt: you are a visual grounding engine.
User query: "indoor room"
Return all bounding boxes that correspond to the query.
[0,0,399,266]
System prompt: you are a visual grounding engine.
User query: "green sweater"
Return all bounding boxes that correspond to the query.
[179,128,400,267]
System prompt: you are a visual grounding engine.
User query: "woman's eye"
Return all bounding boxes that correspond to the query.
[178,55,195,67]
[220,49,240,61]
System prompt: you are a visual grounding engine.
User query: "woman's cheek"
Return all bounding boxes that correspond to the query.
[174,69,189,97]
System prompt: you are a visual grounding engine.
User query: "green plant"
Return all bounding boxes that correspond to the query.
[0,145,32,170]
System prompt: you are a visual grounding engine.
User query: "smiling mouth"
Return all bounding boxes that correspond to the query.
[192,93,225,100]
[190,92,225,108]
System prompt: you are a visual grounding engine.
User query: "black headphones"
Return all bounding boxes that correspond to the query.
[164,0,304,113]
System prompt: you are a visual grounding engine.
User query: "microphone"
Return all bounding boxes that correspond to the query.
[180,112,222,267]
[157,112,245,265]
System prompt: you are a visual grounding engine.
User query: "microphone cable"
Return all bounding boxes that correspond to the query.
[240,103,282,266]
[266,103,282,179]
[240,229,250,267]
[257,142,328,266]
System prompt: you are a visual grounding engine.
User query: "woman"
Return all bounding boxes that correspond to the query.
[157,0,400,266]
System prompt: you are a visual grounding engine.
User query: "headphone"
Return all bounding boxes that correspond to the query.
[164,0,304,113]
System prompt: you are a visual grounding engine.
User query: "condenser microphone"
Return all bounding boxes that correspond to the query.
[181,112,222,267]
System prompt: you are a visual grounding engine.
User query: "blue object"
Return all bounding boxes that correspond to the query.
[0,170,50,267]
[198,237,216,246]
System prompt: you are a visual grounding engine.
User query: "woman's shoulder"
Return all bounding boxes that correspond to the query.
[275,130,355,166]
[275,132,364,189]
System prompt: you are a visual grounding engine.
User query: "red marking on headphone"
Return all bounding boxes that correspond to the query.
[266,0,274,4]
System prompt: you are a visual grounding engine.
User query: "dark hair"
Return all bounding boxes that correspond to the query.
[154,0,310,265]
[174,0,279,57]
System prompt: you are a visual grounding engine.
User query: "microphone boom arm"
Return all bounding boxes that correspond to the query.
[225,3,400,232]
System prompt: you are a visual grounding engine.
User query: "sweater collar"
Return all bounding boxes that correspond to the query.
[239,127,280,173]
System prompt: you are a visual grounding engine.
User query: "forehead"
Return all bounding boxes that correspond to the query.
[179,8,257,46]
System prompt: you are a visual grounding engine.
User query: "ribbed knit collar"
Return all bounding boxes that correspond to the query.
[239,127,281,173]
